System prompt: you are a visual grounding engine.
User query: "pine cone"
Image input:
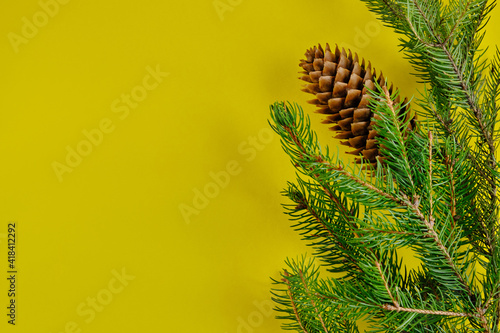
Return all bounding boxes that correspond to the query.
[299,43,414,166]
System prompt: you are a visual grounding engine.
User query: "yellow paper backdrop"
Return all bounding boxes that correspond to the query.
[0,1,499,332]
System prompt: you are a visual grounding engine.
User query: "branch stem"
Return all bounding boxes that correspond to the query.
[299,270,329,333]
[382,304,476,318]
[283,271,310,333]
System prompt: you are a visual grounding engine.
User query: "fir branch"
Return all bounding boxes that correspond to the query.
[440,41,497,170]
[442,0,474,46]
[472,199,496,256]
[368,88,476,296]
[279,95,494,322]
[376,260,400,308]
[273,103,358,226]
[282,271,310,333]
[269,1,500,329]
[427,111,496,257]
[284,181,364,275]
[317,269,471,330]
[270,102,404,212]
[275,105,410,281]
[323,162,405,206]
[362,1,498,232]
[419,89,495,256]
[298,269,330,333]
[271,102,485,322]
[409,0,442,47]
[273,257,362,332]
[379,85,417,193]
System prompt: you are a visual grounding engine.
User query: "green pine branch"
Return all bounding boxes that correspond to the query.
[361,1,499,243]
[269,0,500,331]
[269,99,491,330]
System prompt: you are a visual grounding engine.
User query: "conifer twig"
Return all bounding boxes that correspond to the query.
[428,131,434,227]
[282,271,309,333]
[269,1,500,330]
[298,270,329,333]
[382,304,476,318]
[297,194,363,273]
[375,261,400,308]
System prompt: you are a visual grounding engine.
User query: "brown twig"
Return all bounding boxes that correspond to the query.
[382,304,476,318]
[376,261,400,308]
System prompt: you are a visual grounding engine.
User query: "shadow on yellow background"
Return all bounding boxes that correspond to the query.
[0,0,498,332]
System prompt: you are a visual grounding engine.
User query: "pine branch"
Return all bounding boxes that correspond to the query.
[269,1,500,330]
[367,87,478,298]
[376,260,400,308]
[283,181,364,276]
[272,257,360,332]
[418,88,496,256]
[359,5,499,327]
[270,101,490,329]
[317,264,473,330]
[282,270,311,333]
[361,1,499,230]
[298,270,330,333]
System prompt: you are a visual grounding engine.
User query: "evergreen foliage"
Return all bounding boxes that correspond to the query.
[269,1,500,331]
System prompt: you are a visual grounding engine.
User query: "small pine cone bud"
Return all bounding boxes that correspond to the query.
[299,43,415,166]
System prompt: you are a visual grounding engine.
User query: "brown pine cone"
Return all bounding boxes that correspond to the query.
[299,43,414,166]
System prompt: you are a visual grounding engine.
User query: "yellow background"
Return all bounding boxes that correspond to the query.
[0,1,498,332]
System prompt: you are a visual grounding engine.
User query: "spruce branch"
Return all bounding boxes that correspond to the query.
[283,181,364,275]
[375,260,400,308]
[269,99,492,329]
[282,271,309,333]
[361,0,499,230]
[269,0,500,330]
[272,257,360,332]
[298,269,330,333]
[361,87,482,311]
[361,2,499,237]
